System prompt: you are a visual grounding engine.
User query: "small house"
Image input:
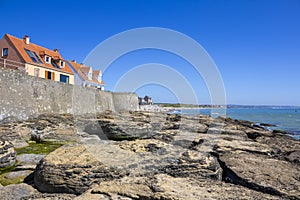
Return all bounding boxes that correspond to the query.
[67,60,104,90]
[138,96,153,105]
[0,34,74,84]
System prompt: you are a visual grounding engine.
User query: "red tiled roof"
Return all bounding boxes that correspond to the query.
[5,34,74,75]
[67,60,104,85]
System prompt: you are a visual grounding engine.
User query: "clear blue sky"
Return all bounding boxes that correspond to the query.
[1,0,300,106]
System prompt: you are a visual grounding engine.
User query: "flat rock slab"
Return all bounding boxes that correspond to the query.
[81,174,282,200]
[0,183,38,200]
[11,141,29,149]
[15,154,44,171]
[0,170,33,185]
[16,154,45,165]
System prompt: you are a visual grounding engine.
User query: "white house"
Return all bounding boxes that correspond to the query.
[67,60,104,90]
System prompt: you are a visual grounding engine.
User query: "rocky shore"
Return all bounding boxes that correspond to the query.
[0,111,299,199]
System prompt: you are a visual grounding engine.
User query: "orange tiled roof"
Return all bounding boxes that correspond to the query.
[67,60,104,85]
[5,34,74,75]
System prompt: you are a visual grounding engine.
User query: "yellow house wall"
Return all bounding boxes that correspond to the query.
[25,63,74,84]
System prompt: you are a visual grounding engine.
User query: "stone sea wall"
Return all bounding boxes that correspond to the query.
[0,68,138,120]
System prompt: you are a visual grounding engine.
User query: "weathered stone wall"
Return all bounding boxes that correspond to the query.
[0,68,138,120]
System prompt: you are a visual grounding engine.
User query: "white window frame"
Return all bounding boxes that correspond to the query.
[45,56,51,63]
[2,48,8,56]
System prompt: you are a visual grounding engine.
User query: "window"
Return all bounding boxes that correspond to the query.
[2,48,8,56]
[25,49,43,64]
[32,51,43,63]
[45,70,51,79]
[45,70,54,80]
[25,49,37,63]
[34,68,40,77]
[60,74,69,83]
[45,56,51,63]
[51,60,59,68]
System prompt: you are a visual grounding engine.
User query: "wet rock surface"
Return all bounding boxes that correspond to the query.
[0,111,299,199]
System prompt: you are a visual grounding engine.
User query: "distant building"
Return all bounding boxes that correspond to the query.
[0,34,74,84]
[67,60,105,90]
[138,96,153,105]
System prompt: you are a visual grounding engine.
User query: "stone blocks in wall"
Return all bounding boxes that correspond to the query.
[0,68,138,120]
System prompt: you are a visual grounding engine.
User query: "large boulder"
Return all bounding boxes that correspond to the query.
[0,140,16,168]
[95,114,153,140]
[34,137,222,195]
[34,143,128,195]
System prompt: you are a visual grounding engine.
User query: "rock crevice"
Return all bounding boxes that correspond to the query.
[212,152,287,198]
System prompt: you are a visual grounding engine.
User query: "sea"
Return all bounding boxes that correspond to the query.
[178,106,300,140]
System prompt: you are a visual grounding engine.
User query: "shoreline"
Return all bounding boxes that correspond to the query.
[139,105,300,140]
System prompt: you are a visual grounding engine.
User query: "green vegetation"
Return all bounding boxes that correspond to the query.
[157,103,200,108]
[158,103,182,108]
[0,164,16,175]
[156,103,225,108]
[0,170,29,186]
[0,141,67,175]
[15,141,68,155]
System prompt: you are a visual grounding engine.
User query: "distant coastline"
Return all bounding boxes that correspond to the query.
[150,103,300,140]
[156,103,300,109]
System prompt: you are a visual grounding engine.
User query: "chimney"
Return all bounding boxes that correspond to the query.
[23,35,30,45]
[53,49,59,52]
